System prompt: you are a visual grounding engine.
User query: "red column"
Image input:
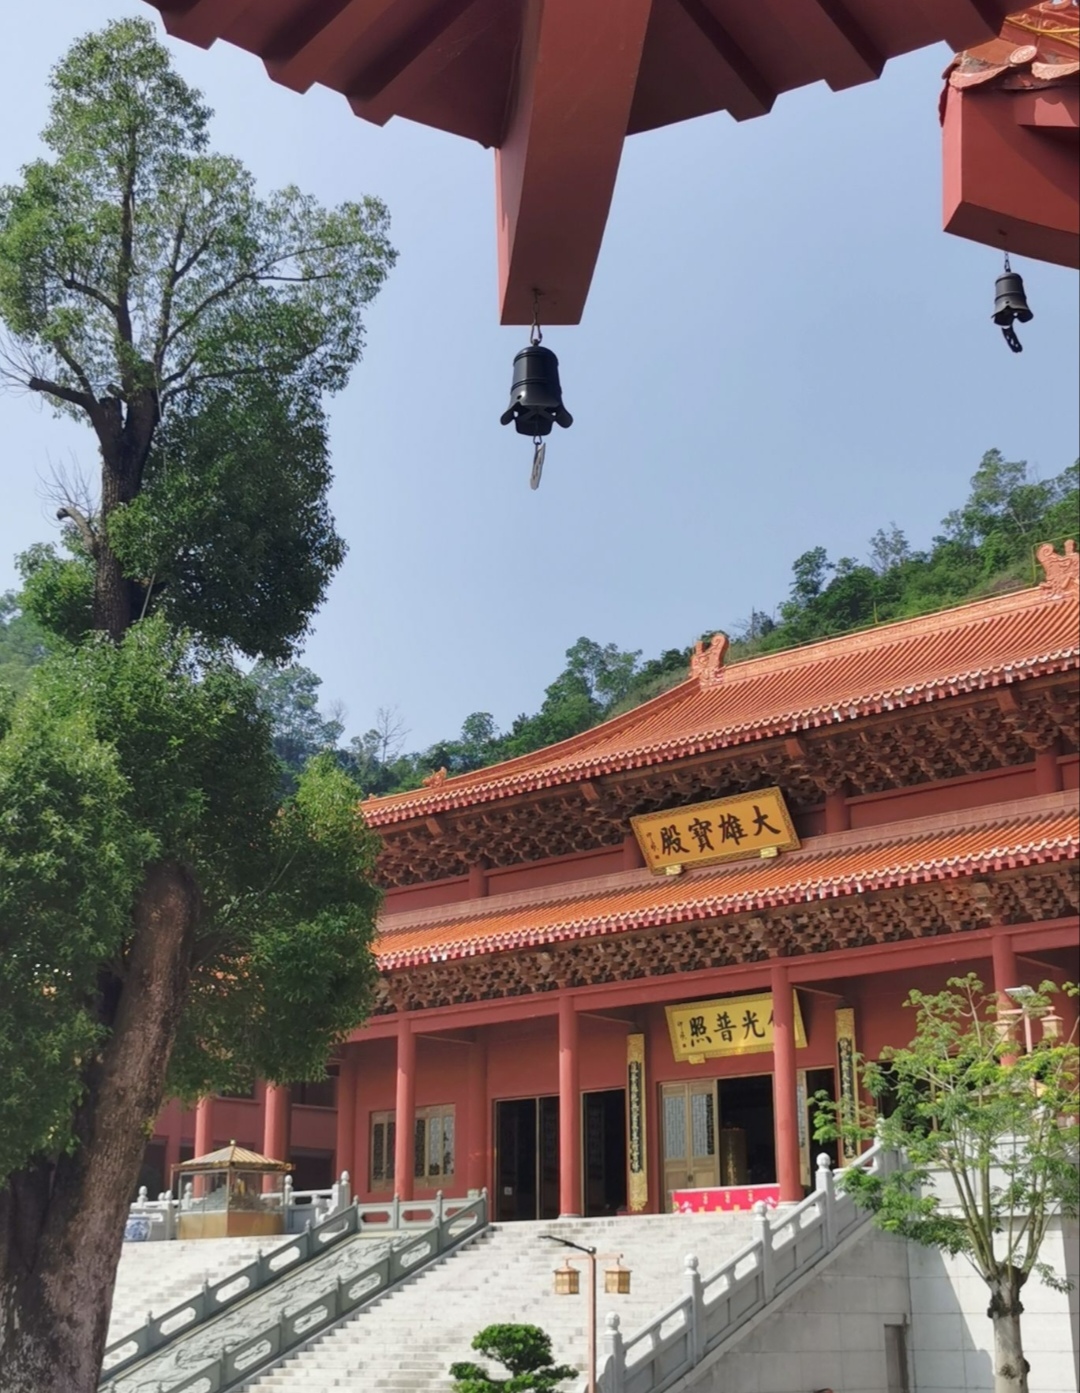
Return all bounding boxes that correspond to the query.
[193,1096,214,1157]
[770,963,801,1203]
[263,1083,291,1163]
[467,1039,488,1195]
[468,861,489,898]
[558,995,582,1217]
[1035,746,1062,795]
[335,1053,358,1184]
[622,833,644,870]
[992,933,1019,1002]
[394,1015,417,1201]
[353,1085,371,1202]
[824,787,850,834]
[992,933,1020,1065]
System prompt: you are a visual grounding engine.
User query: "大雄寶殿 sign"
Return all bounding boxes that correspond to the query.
[631,787,799,874]
[666,991,807,1064]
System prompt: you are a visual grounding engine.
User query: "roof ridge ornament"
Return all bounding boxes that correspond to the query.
[691,632,730,689]
[1036,538,1079,596]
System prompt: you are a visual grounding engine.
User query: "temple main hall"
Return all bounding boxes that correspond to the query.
[150,544,1079,1216]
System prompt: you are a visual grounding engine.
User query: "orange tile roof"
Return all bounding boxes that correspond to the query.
[374,799,1078,969]
[364,566,1080,827]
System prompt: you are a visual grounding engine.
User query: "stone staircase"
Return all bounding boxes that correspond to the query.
[105,1231,397,1393]
[109,1237,268,1346]
[241,1212,757,1393]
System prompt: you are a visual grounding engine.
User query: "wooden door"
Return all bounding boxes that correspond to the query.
[661,1081,719,1207]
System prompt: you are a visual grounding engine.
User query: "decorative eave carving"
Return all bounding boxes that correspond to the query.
[1037,539,1079,597]
[690,632,729,689]
[371,861,1079,1015]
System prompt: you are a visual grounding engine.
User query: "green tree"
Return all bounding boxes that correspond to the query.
[0,590,50,693]
[450,1323,578,1392]
[0,21,393,1393]
[250,660,345,792]
[817,976,1079,1393]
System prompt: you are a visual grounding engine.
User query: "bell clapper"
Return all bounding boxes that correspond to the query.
[530,437,545,490]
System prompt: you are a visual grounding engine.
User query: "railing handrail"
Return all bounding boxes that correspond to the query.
[100,1189,485,1386]
[600,1143,893,1393]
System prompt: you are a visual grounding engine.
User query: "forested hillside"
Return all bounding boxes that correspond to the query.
[2,448,1076,794]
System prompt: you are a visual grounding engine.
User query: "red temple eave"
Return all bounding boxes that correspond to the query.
[143,0,1018,322]
[941,3,1080,267]
[373,799,1079,969]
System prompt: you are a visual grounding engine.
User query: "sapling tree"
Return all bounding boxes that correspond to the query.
[817,975,1079,1393]
[0,19,394,1393]
[450,1323,578,1392]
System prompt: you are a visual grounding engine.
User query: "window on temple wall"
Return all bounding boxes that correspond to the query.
[294,1065,338,1109]
[369,1106,455,1191]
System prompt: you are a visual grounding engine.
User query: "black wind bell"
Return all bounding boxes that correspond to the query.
[992,253,1033,353]
[500,297,572,489]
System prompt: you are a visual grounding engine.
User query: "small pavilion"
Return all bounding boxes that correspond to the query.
[172,1143,290,1240]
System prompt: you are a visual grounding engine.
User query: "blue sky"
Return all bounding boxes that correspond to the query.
[1,2,1077,751]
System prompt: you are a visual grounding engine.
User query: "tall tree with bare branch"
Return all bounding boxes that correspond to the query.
[0,19,393,1392]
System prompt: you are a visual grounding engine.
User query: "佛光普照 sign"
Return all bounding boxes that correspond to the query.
[666,991,808,1064]
[631,788,799,874]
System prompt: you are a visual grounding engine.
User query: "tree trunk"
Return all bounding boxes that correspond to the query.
[92,392,157,643]
[0,862,200,1393]
[989,1267,1029,1393]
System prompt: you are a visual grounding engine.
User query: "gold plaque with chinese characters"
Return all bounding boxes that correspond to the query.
[666,991,808,1064]
[631,788,799,875]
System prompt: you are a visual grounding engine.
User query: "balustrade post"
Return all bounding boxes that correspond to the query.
[436,1188,445,1226]
[685,1254,706,1361]
[753,1202,775,1304]
[816,1153,837,1250]
[603,1313,625,1393]
[283,1174,293,1214]
[391,1193,401,1230]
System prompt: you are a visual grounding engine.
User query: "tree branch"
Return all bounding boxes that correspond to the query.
[154,209,189,374]
[50,339,97,403]
[55,504,99,558]
[58,274,120,318]
[27,375,93,411]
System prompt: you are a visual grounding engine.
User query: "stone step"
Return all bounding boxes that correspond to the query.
[239,1213,757,1393]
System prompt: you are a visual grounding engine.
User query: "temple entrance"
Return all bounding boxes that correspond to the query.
[583,1090,627,1217]
[662,1075,780,1207]
[494,1096,559,1221]
[661,1081,720,1205]
[717,1074,775,1186]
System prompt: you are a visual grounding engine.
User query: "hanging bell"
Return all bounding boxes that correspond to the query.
[992,264,1033,353]
[500,342,573,437]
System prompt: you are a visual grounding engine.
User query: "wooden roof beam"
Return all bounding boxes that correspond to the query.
[495,0,654,325]
[154,0,257,48]
[912,0,1016,52]
[811,0,884,89]
[264,0,399,94]
[672,0,774,121]
[347,0,482,127]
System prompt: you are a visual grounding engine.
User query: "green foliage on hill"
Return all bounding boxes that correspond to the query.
[343,447,1077,793]
[4,448,1076,797]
